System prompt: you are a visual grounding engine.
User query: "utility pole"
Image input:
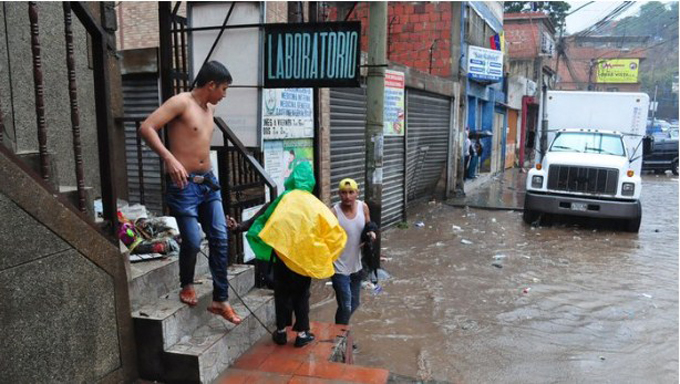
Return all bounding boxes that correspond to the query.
[365,2,386,262]
[651,84,659,125]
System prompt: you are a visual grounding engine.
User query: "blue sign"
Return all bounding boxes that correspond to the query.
[467,45,503,83]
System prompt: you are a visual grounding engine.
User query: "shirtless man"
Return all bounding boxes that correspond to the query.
[139,61,241,324]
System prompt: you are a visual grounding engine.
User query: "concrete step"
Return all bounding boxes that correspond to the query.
[162,289,275,384]
[128,243,210,311]
[133,263,255,347]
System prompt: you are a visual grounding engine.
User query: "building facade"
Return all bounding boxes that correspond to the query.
[503,11,556,168]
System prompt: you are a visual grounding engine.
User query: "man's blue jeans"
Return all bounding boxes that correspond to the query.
[165,171,229,302]
[331,272,363,325]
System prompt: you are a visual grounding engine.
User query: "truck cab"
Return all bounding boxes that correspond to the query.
[523,91,649,232]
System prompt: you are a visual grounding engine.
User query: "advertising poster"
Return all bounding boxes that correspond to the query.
[263,139,314,200]
[384,70,405,136]
[596,59,639,84]
[262,88,314,140]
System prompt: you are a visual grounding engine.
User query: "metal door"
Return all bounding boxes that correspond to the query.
[406,89,451,202]
[122,74,163,214]
[330,88,367,206]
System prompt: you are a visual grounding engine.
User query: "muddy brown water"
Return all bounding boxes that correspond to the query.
[310,175,678,383]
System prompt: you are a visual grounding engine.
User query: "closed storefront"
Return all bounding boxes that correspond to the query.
[406,89,452,202]
[122,74,163,214]
[329,88,367,206]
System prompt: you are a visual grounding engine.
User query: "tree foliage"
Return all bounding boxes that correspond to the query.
[504,1,571,32]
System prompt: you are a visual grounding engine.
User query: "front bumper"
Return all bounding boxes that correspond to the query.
[524,192,640,219]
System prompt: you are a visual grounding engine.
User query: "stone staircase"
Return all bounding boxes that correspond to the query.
[129,244,275,383]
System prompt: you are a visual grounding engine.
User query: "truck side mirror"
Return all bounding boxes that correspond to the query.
[643,136,654,155]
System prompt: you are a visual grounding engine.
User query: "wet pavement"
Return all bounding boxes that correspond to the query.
[447,168,526,210]
[310,172,678,383]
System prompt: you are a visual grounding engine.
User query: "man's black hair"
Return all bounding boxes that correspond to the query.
[194,61,233,87]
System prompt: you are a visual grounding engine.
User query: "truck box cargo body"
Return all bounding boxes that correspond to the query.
[524,91,650,232]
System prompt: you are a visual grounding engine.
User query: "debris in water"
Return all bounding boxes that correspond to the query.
[414,221,425,228]
[452,225,463,232]
[461,239,473,245]
[641,293,652,299]
[522,287,531,294]
[491,218,497,223]
[492,262,503,269]
[493,254,507,260]
[599,356,606,361]
[325,281,333,286]
[573,236,582,240]
[435,242,445,247]
[654,229,660,233]
[381,257,393,262]
[522,255,531,260]
[532,278,541,283]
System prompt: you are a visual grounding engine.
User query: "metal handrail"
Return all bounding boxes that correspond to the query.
[214,117,278,199]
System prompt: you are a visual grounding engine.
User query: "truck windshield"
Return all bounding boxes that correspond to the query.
[550,132,625,156]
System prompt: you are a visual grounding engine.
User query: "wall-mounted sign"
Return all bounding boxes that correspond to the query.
[596,59,639,84]
[262,88,314,139]
[263,139,314,201]
[264,22,361,88]
[384,70,405,136]
[467,45,503,83]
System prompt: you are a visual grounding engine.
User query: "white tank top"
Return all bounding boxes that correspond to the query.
[333,200,365,275]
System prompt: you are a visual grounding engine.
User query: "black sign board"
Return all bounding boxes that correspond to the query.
[264,22,361,88]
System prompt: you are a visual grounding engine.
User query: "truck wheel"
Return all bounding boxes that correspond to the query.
[672,160,678,176]
[523,209,539,225]
[624,202,642,233]
[625,216,641,232]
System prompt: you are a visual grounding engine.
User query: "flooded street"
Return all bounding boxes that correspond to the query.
[310,175,678,383]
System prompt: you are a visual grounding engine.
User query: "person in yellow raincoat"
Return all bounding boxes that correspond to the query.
[247,162,346,347]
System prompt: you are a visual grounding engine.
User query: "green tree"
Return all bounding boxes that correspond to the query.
[504,1,571,32]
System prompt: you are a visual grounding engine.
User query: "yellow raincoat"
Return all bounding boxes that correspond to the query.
[248,162,347,278]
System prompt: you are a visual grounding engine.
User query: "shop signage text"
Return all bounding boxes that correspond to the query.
[265,22,361,88]
[467,45,503,83]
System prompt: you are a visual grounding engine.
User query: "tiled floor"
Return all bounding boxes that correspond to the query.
[218,322,389,384]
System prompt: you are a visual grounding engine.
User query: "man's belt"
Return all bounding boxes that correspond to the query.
[189,175,220,191]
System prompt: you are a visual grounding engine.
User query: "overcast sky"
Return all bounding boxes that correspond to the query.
[565,1,646,34]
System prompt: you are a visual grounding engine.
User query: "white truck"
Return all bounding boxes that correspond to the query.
[524,91,649,232]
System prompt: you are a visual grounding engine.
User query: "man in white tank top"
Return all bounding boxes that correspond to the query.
[331,178,376,325]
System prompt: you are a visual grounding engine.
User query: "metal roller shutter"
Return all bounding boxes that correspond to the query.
[382,136,405,227]
[122,74,163,214]
[330,87,367,206]
[406,89,451,202]
[330,87,405,228]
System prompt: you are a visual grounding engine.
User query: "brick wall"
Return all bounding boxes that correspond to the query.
[328,2,454,78]
[116,2,186,51]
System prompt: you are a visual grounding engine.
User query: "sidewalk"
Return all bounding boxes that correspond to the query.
[447,167,526,210]
[218,322,390,383]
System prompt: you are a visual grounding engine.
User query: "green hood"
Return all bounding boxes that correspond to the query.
[246,161,315,261]
[284,161,315,192]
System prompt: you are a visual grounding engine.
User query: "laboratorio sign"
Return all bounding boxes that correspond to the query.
[267,31,359,80]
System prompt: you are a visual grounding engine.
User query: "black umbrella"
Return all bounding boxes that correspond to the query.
[468,130,493,139]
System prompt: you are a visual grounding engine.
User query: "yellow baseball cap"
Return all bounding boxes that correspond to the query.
[338,178,359,191]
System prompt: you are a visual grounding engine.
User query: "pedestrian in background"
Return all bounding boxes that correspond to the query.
[331,178,377,325]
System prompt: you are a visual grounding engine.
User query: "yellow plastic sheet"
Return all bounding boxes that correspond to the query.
[259,190,347,279]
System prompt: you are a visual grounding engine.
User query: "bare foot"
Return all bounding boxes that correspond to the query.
[207,301,242,325]
[179,285,198,306]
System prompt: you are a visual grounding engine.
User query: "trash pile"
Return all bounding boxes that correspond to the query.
[113,200,180,262]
